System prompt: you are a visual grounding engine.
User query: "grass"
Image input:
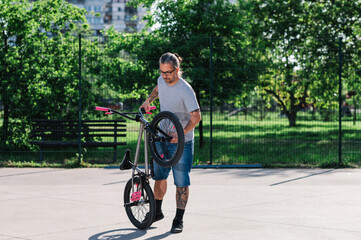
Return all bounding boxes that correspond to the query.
[1,111,360,168]
[193,112,361,167]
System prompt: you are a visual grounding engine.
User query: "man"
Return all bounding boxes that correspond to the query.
[140,52,201,233]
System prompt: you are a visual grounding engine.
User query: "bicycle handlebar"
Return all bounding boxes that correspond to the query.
[95,107,109,112]
[95,106,157,121]
[146,106,156,114]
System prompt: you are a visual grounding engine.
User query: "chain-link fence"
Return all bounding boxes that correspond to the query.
[1,34,360,167]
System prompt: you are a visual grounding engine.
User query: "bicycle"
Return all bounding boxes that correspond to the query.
[95,106,185,229]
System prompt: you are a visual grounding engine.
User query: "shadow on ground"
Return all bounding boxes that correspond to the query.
[89,228,147,240]
[193,168,341,185]
[89,228,171,240]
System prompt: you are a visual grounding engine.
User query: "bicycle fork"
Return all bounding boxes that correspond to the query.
[131,122,151,193]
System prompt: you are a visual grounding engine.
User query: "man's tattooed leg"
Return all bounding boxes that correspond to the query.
[176,187,189,210]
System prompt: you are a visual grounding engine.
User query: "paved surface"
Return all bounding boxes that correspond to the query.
[1,168,361,240]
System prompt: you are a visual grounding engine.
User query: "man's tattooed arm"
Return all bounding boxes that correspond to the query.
[141,86,158,110]
[147,86,159,103]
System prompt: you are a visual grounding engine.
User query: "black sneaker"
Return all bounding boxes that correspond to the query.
[143,211,164,224]
[170,219,183,233]
[154,211,164,222]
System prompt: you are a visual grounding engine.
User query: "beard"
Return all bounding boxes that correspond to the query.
[164,76,177,85]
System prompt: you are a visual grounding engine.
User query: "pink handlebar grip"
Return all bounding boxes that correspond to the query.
[95,107,109,112]
[146,106,156,114]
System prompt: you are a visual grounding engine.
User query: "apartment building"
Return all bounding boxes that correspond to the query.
[67,0,147,35]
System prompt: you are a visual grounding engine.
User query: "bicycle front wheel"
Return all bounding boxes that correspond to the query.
[148,111,185,168]
[124,177,155,230]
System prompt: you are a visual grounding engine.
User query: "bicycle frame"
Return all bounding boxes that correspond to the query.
[134,120,150,177]
[96,106,185,230]
[95,107,155,181]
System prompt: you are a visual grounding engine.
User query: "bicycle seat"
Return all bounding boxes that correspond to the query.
[119,149,133,170]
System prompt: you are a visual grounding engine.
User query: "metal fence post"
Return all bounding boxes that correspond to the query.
[338,36,343,165]
[209,36,213,165]
[78,34,82,165]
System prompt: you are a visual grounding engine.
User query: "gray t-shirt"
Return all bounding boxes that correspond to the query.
[157,76,199,142]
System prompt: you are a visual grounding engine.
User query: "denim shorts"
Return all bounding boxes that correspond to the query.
[152,139,194,187]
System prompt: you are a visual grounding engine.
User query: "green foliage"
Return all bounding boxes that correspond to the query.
[5,120,33,151]
[2,0,361,160]
[0,0,93,150]
[111,0,264,106]
[251,0,361,126]
[2,111,360,168]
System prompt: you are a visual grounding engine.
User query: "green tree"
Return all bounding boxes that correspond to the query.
[135,0,261,105]
[0,0,90,149]
[86,29,160,100]
[106,0,263,147]
[252,0,361,126]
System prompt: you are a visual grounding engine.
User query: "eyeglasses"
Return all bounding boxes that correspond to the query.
[159,68,176,76]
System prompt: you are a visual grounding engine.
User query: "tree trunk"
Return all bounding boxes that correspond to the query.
[220,99,224,114]
[242,103,248,120]
[353,99,357,126]
[311,104,317,120]
[287,109,297,127]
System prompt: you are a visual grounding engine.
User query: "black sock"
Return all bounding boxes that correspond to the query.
[156,199,163,214]
[175,208,185,221]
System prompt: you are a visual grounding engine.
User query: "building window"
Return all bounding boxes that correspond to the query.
[94,6,102,12]
[118,7,121,11]
[125,6,137,14]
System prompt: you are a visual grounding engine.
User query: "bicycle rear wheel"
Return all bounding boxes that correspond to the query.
[148,111,185,168]
[124,177,155,230]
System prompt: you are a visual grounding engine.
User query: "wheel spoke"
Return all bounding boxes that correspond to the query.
[129,189,150,222]
[124,177,155,229]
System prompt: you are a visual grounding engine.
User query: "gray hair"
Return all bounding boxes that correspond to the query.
[159,52,183,71]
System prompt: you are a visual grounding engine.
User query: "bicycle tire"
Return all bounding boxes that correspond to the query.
[148,111,185,168]
[124,177,155,230]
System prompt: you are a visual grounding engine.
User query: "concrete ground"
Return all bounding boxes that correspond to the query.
[1,168,361,240]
